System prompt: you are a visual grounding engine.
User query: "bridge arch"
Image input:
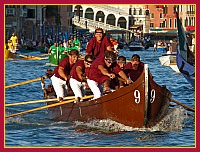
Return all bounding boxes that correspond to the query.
[106,14,116,26]
[118,17,127,28]
[96,11,105,23]
[74,5,83,17]
[85,8,94,20]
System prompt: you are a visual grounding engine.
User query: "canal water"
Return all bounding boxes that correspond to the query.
[5,48,195,148]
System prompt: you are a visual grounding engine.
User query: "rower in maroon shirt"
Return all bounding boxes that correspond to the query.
[86,51,132,99]
[51,50,79,102]
[124,54,144,82]
[69,55,95,101]
[86,28,115,59]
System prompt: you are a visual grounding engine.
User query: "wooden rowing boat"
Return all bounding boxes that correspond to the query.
[45,64,171,128]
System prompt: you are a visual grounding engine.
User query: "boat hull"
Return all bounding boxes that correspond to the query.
[176,50,195,87]
[5,49,14,60]
[176,14,195,87]
[46,64,171,128]
[157,47,167,52]
[129,46,144,51]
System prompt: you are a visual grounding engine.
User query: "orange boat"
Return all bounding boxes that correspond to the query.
[45,64,171,128]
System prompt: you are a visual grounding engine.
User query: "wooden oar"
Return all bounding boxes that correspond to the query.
[161,92,195,112]
[5,76,47,89]
[5,96,77,107]
[6,95,94,118]
[18,54,47,60]
[170,98,195,112]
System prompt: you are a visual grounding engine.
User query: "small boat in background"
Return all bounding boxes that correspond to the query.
[5,49,15,60]
[155,40,167,52]
[159,54,179,73]
[128,41,144,51]
[176,13,195,87]
[156,46,167,52]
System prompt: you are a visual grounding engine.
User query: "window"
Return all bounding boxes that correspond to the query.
[185,18,188,27]
[163,5,168,14]
[163,19,167,28]
[150,23,154,28]
[27,9,35,18]
[151,13,154,18]
[180,5,183,12]
[174,18,177,28]
[160,22,164,28]
[6,8,15,16]
[129,8,132,15]
[169,19,172,28]
[139,9,142,15]
[160,13,163,18]
[133,8,136,15]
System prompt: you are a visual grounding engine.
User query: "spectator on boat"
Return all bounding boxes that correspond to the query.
[63,39,68,49]
[51,50,79,102]
[192,35,195,53]
[167,39,177,54]
[58,42,67,55]
[69,55,95,101]
[10,33,18,52]
[86,51,131,99]
[157,40,162,46]
[73,36,81,51]
[67,43,79,53]
[124,54,144,82]
[110,38,119,51]
[86,28,115,59]
[7,40,14,52]
[153,43,157,51]
[186,33,193,52]
[48,42,58,54]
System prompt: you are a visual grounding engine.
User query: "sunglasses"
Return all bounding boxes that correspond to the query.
[86,62,92,65]
[105,59,114,64]
[105,57,115,64]
[85,60,93,65]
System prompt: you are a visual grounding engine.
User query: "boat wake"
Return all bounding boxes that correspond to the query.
[74,107,189,133]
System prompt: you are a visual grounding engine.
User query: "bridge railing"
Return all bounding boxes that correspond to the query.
[72,16,133,33]
[92,5,129,16]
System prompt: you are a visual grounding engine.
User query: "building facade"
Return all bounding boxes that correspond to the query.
[5,5,73,41]
[5,4,195,41]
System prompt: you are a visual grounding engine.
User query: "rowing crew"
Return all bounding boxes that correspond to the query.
[46,49,143,102]
[46,28,144,102]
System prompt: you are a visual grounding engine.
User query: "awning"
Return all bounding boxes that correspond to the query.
[105,30,127,34]
[130,25,142,29]
[186,26,195,31]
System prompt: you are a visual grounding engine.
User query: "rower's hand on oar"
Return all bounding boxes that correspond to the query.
[108,73,115,79]
[125,79,132,85]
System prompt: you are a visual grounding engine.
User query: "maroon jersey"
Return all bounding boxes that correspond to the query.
[70,60,85,82]
[87,57,122,84]
[124,62,144,82]
[54,57,74,80]
[86,36,112,59]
